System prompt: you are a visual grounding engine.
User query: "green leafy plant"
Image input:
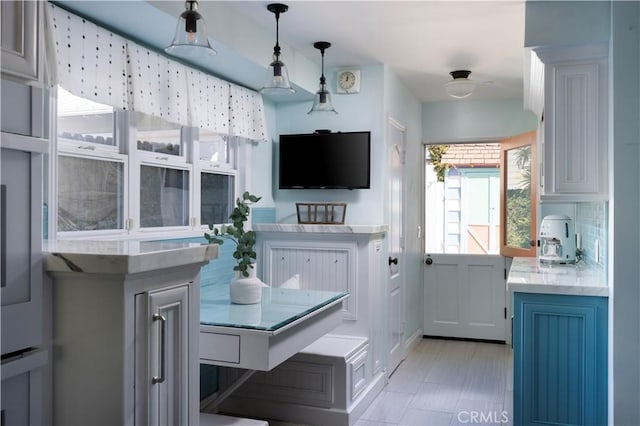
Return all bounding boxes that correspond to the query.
[204,191,262,277]
[427,144,450,182]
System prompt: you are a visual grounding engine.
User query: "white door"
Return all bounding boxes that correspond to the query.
[423,133,536,342]
[423,254,505,340]
[387,118,405,374]
[135,284,190,426]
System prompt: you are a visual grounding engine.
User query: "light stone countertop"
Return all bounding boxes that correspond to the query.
[254,223,388,235]
[44,239,219,274]
[507,257,609,297]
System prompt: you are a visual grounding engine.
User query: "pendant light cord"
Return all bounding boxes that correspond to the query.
[320,48,326,87]
[274,11,281,58]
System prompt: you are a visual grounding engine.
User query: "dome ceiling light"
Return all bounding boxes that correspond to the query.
[445,70,477,99]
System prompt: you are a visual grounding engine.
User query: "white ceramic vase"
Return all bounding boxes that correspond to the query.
[229,265,265,304]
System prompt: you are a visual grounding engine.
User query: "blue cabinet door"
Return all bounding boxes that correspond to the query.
[513,293,607,426]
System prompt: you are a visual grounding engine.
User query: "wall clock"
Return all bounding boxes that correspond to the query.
[336,69,361,94]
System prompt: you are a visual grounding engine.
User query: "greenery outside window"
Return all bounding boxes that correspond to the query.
[500,130,537,257]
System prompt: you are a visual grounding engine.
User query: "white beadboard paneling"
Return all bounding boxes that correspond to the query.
[264,240,358,321]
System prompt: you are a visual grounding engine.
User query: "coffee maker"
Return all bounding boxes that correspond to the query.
[539,214,576,264]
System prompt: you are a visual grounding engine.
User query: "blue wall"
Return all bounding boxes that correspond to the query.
[422,99,537,142]
[272,64,386,225]
[524,1,610,48]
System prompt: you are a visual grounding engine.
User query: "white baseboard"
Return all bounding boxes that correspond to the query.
[405,328,423,353]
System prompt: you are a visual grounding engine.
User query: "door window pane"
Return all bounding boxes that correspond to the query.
[57,86,115,146]
[136,112,183,157]
[200,173,234,225]
[58,156,124,231]
[140,165,189,227]
[424,143,501,254]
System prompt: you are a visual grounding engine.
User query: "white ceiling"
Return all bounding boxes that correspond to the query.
[224,1,527,102]
[55,0,527,103]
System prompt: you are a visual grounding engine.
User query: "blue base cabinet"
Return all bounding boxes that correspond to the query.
[513,293,607,426]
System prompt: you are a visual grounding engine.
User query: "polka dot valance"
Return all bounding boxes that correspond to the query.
[45,3,266,141]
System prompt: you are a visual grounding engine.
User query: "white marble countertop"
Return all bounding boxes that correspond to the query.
[507,257,609,297]
[254,223,388,235]
[44,240,219,274]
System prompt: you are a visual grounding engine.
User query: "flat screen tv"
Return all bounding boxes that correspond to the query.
[279,131,371,189]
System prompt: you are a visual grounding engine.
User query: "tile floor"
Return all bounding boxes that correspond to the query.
[354,338,513,426]
[263,337,513,426]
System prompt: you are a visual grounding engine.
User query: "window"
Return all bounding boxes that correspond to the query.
[53,86,239,238]
[57,87,116,148]
[500,131,537,257]
[136,112,184,159]
[58,155,124,231]
[196,131,237,227]
[424,143,501,254]
[199,130,235,166]
[56,87,126,234]
[200,172,234,225]
[140,165,189,228]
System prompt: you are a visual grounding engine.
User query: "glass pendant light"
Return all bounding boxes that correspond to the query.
[260,3,295,95]
[165,0,217,58]
[308,41,337,114]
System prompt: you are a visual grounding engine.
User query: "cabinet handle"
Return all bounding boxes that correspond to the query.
[1,185,5,287]
[152,313,166,384]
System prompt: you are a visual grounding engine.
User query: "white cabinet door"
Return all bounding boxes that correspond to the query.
[136,285,190,426]
[424,254,506,341]
[0,349,47,426]
[1,148,42,355]
[536,43,608,201]
[0,1,40,81]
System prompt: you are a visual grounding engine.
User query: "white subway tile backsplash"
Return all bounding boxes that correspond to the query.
[575,202,608,266]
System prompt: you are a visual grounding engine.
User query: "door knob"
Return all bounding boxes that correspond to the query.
[388,257,398,265]
[425,257,433,265]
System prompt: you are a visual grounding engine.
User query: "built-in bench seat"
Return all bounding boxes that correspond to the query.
[218,334,385,426]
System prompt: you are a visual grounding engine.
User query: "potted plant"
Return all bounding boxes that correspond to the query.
[204,191,262,276]
[205,192,264,304]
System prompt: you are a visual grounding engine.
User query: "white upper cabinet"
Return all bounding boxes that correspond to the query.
[1,1,41,82]
[535,43,609,202]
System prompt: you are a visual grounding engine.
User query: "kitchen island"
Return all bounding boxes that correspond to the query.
[45,239,218,426]
[45,239,349,425]
[507,257,608,426]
